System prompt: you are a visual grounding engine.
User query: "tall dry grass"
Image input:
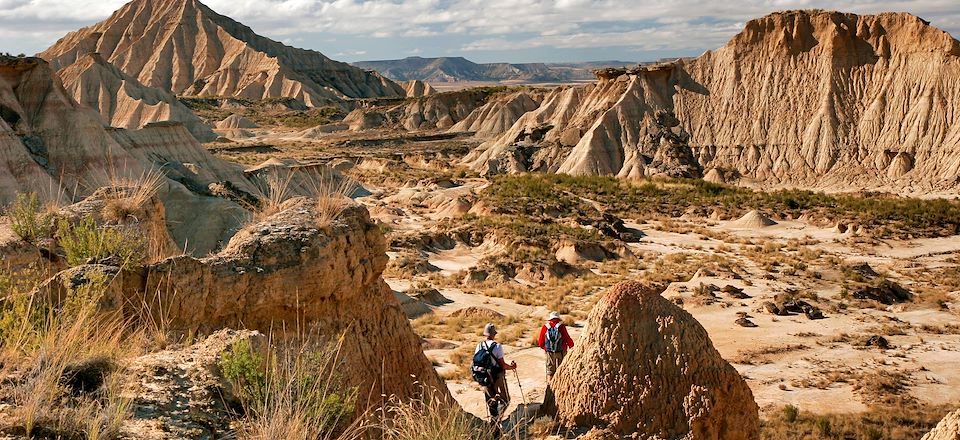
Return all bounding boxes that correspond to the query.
[0,270,140,439]
[221,333,363,440]
[374,389,490,440]
[248,167,358,227]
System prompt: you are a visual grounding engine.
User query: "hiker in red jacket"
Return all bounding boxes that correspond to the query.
[537,311,574,380]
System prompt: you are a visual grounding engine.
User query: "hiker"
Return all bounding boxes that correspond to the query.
[537,312,574,380]
[472,323,517,420]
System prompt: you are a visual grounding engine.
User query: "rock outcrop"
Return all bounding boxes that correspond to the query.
[403,80,437,97]
[465,11,960,193]
[345,89,490,131]
[0,56,259,255]
[449,91,543,138]
[923,409,960,440]
[63,199,445,406]
[551,281,760,439]
[56,53,216,142]
[41,0,405,106]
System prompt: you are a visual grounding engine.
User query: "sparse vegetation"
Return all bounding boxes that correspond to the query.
[6,192,55,243]
[762,403,954,440]
[220,336,360,440]
[482,174,960,238]
[57,216,145,269]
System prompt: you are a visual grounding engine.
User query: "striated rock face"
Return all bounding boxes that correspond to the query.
[923,409,960,440]
[41,0,405,106]
[552,281,760,439]
[345,89,490,131]
[402,80,438,97]
[449,91,543,139]
[465,10,960,193]
[0,56,258,255]
[56,53,216,142]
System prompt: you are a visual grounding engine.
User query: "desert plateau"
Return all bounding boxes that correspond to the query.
[0,0,959,439]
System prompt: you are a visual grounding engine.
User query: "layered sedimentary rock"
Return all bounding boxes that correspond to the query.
[402,80,437,97]
[466,10,960,192]
[41,0,405,106]
[345,89,490,131]
[56,53,216,142]
[0,56,259,255]
[449,91,543,138]
[37,200,444,406]
[551,281,760,439]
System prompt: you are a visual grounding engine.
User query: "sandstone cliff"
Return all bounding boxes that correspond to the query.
[551,281,760,439]
[41,0,405,106]
[56,53,216,142]
[465,11,960,193]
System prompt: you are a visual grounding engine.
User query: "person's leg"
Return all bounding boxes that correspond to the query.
[484,383,498,418]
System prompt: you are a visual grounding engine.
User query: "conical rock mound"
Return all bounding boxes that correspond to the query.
[923,409,960,440]
[730,210,778,228]
[57,53,216,142]
[216,114,258,129]
[552,281,760,439]
[402,80,437,97]
[41,0,404,106]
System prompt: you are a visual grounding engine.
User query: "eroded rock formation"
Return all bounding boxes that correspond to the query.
[923,409,960,440]
[56,53,216,142]
[551,281,760,439]
[41,0,405,106]
[465,10,960,193]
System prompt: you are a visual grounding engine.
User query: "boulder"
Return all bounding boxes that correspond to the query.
[551,281,760,439]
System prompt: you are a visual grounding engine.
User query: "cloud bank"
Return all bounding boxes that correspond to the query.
[1,0,958,63]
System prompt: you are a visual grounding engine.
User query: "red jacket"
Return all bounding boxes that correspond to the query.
[538,319,574,352]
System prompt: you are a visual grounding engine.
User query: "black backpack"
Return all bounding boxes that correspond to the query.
[472,342,502,386]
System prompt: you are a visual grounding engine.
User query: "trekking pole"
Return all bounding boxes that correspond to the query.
[513,369,527,407]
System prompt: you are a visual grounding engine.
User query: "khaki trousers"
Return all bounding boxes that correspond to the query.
[545,350,566,378]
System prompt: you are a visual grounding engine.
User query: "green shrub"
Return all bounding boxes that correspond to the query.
[57,216,144,269]
[220,337,359,439]
[782,404,800,423]
[6,192,54,243]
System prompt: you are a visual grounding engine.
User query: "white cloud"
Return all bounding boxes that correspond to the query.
[0,0,958,59]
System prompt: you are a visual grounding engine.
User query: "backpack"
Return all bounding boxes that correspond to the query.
[545,323,563,353]
[472,342,501,386]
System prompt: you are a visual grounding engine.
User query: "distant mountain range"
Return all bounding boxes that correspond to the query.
[352,57,638,83]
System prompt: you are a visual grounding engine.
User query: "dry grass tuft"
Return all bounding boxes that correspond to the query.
[0,271,140,439]
[373,389,489,440]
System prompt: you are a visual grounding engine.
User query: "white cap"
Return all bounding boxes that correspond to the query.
[548,312,562,321]
[483,323,498,336]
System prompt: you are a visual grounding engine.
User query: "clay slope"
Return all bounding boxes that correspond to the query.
[41,0,404,106]
[0,56,260,254]
[551,281,760,438]
[449,90,543,138]
[57,53,216,142]
[466,10,960,193]
[923,409,960,440]
[344,89,491,131]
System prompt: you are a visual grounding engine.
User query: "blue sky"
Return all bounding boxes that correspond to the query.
[1,0,958,63]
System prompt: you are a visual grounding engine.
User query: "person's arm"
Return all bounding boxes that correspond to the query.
[561,325,574,349]
[494,345,517,370]
[537,325,547,350]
